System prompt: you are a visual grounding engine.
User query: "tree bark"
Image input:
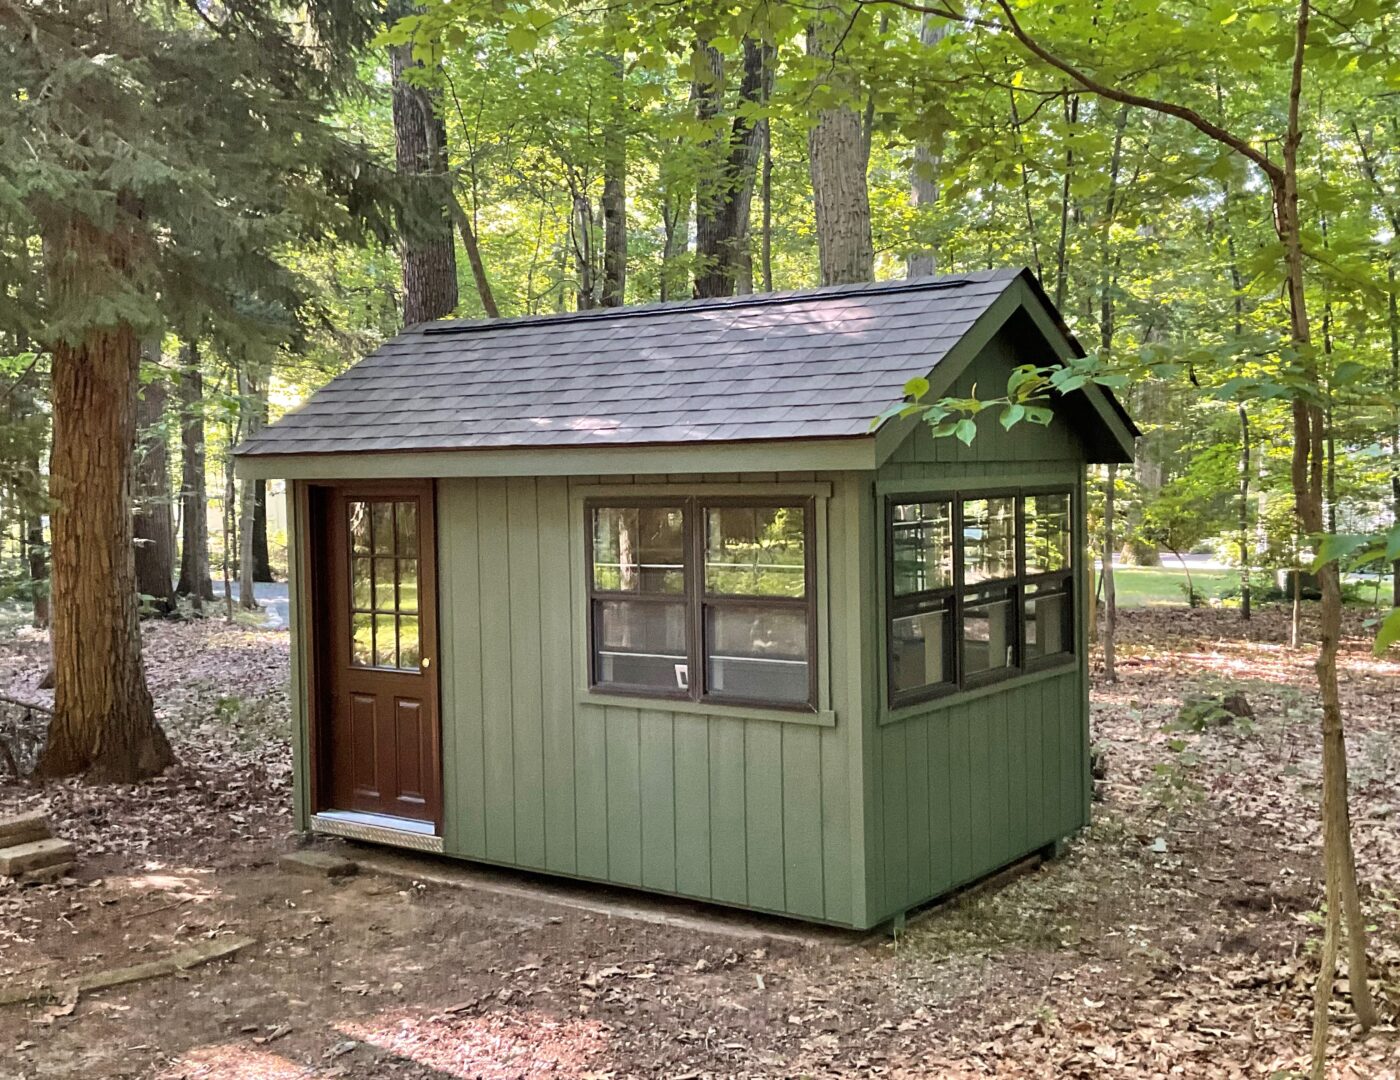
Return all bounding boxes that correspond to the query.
[132,341,176,615]
[1390,258,1399,608]
[36,209,173,783]
[252,478,273,582]
[26,510,47,629]
[906,15,948,278]
[693,39,773,299]
[175,345,214,605]
[572,193,597,310]
[448,194,500,317]
[1238,405,1252,622]
[237,364,262,612]
[601,41,627,308]
[807,7,874,286]
[391,33,459,325]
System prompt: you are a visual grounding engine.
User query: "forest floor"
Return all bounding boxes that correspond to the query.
[0,608,1399,1078]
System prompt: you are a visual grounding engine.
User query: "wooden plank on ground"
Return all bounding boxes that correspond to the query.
[0,936,255,1007]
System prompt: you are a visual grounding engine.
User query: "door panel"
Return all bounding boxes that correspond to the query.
[317,483,441,826]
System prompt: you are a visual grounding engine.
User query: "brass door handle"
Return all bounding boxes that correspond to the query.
[421,656,432,669]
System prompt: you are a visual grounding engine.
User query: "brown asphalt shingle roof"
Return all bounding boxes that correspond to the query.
[237,268,1029,457]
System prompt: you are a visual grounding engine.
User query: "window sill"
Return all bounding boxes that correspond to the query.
[879,659,1078,726]
[577,690,836,727]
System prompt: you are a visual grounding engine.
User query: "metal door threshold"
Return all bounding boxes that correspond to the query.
[310,810,444,853]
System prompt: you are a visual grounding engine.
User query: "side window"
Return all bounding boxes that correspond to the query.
[586,498,817,710]
[589,505,689,693]
[886,489,1074,706]
[888,500,955,703]
[960,497,1018,680]
[703,505,811,705]
[1023,493,1074,664]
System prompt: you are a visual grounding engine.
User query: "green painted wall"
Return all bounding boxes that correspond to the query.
[433,471,874,927]
[864,322,1091,924]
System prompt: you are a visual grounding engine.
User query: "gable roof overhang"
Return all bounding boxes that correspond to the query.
[235,268,1137,482]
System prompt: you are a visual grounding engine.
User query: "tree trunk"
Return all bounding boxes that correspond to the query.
[572,193,597,310]
[1268,8,1377,1068]
[237,365,262,612]
[26,510,47,629]
[806,7,874,286]
[601,41,627,308]
[1390,258,1399,608]
[906,15,948,278]
[390,34,459,325]
[1238,405,1252,621]
[693,39,773,299]
[1103,464,1117,684]
[1053,95,1079,310]
[132,341,176,615]
[175,345,214,605]
[36,212,173,782]
[449,194,500,317]
[760,126,774,293]
[252,478,273,582]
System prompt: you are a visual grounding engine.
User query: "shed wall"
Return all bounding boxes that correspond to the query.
[433,471,872,927]
[866,329,1091,923]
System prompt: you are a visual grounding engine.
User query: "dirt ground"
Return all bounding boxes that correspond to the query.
[1,606,1399,1078]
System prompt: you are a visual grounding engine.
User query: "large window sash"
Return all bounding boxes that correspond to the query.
[886,488,1075,707]
[586,497,817,711]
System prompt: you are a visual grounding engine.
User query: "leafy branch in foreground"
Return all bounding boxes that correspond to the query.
[872,356,1127,445]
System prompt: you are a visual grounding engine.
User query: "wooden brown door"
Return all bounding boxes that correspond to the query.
[316,483,441,826]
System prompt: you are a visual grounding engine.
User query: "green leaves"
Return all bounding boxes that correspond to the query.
[1375,609,1400,656]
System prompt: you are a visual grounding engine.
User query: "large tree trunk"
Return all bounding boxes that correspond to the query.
[132,340,176,615]
[36,213,173,782]
[175,345,215,605]
[906,19,947,278]
[26,510,47,629]
[390,30,458,325]
[806,7,874,286]
[252,479,273,582]
[693,38,773,299]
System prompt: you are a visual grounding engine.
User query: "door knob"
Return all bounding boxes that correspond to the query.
[421,656,432,669]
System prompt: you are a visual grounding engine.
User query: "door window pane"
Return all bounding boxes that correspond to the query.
[891,605,953,695]
[398,616,421,669]
[963,588,1016,675]
[372,501,395,555]
[592,506,686,593]
[962,497,1017,585]
[704,605,809,703]
[594,599,688,691]
[1025,582,1072,660]
[351,612,373,666]
[704,505,806,597]
[350,501,371,555]
[1025,493,1071,575]
[373,613,397,668]
[397,559,419,613]
[351,558,372,609]
[395,500,418,556]
[373,558,396,609]
[891,501,952,595]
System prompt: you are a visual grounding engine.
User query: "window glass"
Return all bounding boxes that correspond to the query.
[891,501,952,596]
[1025,580,1072,661]
[704,505,806,597]
[704,605,809,703]
[594,599,689,692]
[348,497,423,671]
[962,587,1016,676]
[592,506,685,593]
[962,497,1017,584]
[1025,493,1071,576]
[891,603,953,696]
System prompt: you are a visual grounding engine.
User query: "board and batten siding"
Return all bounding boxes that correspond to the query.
[864,338,1092,924]
[434,472,873,927]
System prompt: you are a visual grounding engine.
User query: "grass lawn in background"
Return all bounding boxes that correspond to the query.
[1103,565,1397,610]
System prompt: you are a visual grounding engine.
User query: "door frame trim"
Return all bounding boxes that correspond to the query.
[299,478,444,834]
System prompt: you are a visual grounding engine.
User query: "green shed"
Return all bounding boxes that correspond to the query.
[235,268,1136,930]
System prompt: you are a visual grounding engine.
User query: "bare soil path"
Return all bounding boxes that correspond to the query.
[1,608,1398,1078]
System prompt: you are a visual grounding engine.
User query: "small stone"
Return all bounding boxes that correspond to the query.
[18,861,75,886]
[279,850,358,879]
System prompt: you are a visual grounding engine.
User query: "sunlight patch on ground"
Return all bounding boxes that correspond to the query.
[338,1007,610,1078]
[157,1043,308,1079]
